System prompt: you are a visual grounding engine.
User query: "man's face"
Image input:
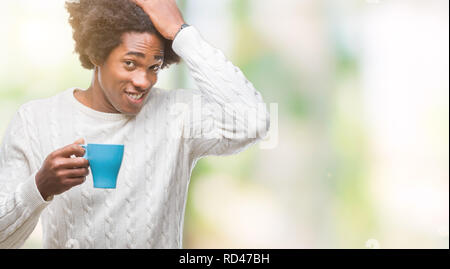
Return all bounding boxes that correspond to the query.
[96,31,165,115]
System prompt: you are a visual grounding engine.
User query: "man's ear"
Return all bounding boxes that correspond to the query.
[88,55,101,67]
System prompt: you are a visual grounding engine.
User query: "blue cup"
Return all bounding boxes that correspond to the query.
[80,144,124,189]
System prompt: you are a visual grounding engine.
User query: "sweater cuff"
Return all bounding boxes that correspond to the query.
[172,26,204,60]
[18,171,52,213]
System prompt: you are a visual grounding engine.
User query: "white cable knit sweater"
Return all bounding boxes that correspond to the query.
[0,26,269,249]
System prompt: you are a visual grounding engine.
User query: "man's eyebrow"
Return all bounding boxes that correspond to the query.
[125,51,164,61]
[125,51,145,58]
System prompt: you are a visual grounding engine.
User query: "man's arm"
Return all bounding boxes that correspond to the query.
[172,27,270,157]
[135,0,270,158]
[0,109,51,248]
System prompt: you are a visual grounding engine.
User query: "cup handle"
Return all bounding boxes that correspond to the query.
[79,144,88,159]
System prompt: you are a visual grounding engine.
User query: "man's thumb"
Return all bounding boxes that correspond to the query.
[74,138,85,145]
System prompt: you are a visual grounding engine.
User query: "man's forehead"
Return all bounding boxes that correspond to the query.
[120,32,164,57]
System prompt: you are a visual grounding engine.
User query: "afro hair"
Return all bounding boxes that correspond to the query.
[65,0,180,70]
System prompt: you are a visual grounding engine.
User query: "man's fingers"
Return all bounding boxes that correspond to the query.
[73,138,85,145]
[56,157,89,169]
[55,143,86,158]
[65,177,87,187]
[63,167,90,178]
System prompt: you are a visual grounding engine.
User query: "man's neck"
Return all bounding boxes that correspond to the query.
[74,68,120,114]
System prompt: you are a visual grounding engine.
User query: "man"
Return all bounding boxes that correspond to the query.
[0,0,269,248]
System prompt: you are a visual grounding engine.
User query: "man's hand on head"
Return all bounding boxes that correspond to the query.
[132,0,186,40]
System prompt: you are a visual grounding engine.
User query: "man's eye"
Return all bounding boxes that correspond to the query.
[150,65,161,72]
[125,61,136,68]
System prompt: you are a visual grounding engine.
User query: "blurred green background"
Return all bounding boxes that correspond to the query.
[0,0,448,248]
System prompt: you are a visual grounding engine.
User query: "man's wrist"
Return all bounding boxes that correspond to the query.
[173,23,191,40]
[35,172,52,201]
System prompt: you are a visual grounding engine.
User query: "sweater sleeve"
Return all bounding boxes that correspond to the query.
[0,107,51,249]
[172,26,270,158]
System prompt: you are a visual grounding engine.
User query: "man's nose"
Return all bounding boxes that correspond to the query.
[132,71,153,91]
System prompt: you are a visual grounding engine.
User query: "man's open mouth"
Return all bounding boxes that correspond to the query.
[126,92,144,100]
